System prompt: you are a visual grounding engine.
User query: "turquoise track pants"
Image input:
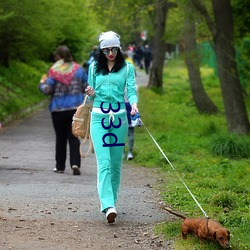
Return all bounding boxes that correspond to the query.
[90,109,128,212]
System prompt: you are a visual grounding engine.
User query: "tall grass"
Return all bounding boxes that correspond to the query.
[130,58,250,250]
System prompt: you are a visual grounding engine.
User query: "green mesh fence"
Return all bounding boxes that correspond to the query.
[198,41,217,75]
[198,40,250,94]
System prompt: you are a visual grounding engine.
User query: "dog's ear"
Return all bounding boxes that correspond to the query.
[227,230,230,240]
[213,231,217,240]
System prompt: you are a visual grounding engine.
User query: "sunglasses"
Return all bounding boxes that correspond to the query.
[102,47,119,55]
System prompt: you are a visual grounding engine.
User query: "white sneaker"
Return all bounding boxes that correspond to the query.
[105,207,117,223]
[127,152,133,160]
[53,168,64,173]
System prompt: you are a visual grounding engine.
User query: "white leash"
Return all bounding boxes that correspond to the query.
[139,118,209,218]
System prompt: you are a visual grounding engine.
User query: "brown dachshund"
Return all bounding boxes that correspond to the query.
[162,207,231,249]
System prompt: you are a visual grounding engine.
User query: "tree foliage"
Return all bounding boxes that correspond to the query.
[91,0,155,46]
[0,0,99,67]
[232,0,250,40]
[232,0,250,95]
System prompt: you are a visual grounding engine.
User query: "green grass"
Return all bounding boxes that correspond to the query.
[0,60,50,123]
[129,59,250,250]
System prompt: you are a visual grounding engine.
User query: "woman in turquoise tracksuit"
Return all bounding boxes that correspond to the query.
[86,31,138,223]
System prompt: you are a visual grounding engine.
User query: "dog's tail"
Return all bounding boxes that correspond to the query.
[162,206,187,220]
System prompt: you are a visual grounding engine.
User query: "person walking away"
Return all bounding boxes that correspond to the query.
[125,102,134,160]
[39,45,88,175]
[85,31,138,223]
[123,52,137,160]
[86,46,99,71]
[134,44,144,69]
[143,44,152,74]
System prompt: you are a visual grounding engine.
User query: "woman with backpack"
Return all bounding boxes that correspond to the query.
[39,45,88,175]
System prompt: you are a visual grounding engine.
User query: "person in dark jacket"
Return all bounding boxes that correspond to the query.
[143,44,152,74]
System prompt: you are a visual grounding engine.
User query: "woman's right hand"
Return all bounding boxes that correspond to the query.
[85,86,95,97]
[40,74,47,83]
[131,103,138,116]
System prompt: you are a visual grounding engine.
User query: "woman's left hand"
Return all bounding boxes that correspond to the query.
[131,103,138,116]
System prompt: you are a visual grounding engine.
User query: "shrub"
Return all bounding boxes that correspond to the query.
[210,191,237,209]
[210,135,250,158]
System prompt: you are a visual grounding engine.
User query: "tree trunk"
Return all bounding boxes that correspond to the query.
[147,0,169,89]
[191,0,250,134]
[184,4,218,114]
[212,0,250,134]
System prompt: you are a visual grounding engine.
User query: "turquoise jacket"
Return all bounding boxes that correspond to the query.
[87,62,138,110]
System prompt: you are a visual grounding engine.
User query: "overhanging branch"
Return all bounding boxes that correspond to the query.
[190,0,216,37]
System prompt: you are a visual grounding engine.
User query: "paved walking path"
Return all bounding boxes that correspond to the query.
[0,104,163,223]
[135,68,149,88]
[0,70,172,249]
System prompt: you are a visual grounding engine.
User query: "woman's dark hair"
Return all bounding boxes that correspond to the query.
[54,45,73,63]
[95,48,126,75]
